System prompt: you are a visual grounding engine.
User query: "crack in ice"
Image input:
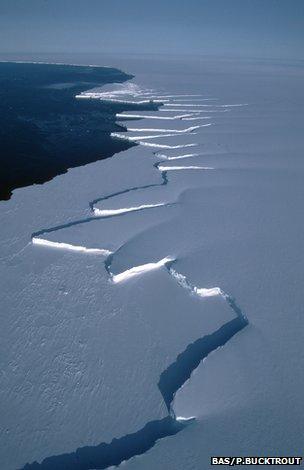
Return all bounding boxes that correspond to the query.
[32,237,111,255]
[157,165,214,171]
[126,126,201,133]
[116,113,196,120]
[27,84,250,470]
[111,132,196,141]
[111,256,175,284]
[93,202,166,217]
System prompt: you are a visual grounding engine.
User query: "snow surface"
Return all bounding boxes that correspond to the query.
[0,55,304,469]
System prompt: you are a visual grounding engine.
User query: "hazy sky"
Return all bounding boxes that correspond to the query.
[0,0,303,59]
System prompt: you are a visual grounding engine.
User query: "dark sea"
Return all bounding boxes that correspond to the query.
[0,61,158,200]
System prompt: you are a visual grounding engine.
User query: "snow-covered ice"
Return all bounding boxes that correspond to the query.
[1,55,304,470]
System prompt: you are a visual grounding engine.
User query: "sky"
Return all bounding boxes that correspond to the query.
[0,0,303,59]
